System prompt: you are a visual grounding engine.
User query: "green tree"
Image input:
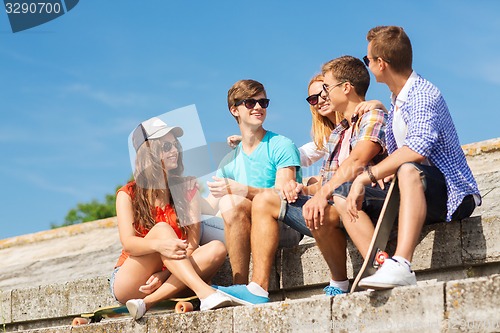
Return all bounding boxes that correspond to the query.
[51,185,121,229]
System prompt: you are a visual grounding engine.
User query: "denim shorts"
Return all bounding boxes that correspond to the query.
[278,195,315,237]
[333,182,390,224]
[109,267,120,301]
[200,215,226,246]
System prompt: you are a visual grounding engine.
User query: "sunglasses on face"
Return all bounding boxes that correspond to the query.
[363,55,390,67]
[162,140,182,152]
[362,55,371,67]
[235,98,270,109]
[322,81,345,95]
[306,92,323,106]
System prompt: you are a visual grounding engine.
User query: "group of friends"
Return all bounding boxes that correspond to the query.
[108,26,481,320]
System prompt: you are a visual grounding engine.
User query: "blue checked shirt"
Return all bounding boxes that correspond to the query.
[387,72,480,221]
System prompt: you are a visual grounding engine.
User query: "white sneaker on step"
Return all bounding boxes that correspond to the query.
[200,291,233,311]
[126,299,147,320]
[359,258,417,290]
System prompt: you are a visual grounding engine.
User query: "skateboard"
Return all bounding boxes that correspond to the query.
[350,177,400,292]
[71,296,199,326]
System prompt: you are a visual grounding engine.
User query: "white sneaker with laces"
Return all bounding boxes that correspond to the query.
[126,299,147,320]
[200,291,233,311]
[359,258,417,290]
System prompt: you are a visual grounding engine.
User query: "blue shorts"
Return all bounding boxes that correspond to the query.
[278,184,389,237]
[200,215,226,246]
[278,195,319,237]
[333,182,390,224]
[109,267,120,302]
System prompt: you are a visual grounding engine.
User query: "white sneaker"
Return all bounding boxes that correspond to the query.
[359,258,417,290]
[200,291,233,311]
[126,299,147,320]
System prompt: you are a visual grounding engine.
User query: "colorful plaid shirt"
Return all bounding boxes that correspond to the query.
[320,109,387,185]
[388,72,481,221]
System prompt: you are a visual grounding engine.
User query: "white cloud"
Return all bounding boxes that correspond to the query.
[62,83,161,109]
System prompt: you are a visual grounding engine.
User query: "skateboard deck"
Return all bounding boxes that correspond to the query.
[350,177,400,292]
[72,296,199,326]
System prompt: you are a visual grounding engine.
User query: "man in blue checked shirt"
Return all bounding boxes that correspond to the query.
[334,26,481,290]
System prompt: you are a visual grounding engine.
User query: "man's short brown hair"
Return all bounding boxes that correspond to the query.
[321,55,370,98]
[227,79,267,123]
[367,26,412,74]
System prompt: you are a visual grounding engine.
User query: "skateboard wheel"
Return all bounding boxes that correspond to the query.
[375,251,389,265]
[175,301,194,313]
[72,317,89,326]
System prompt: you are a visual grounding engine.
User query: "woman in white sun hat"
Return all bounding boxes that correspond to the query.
[110,116,232,320]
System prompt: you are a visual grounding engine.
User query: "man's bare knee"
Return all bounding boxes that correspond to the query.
[333,195,347,212]
[219,195,251,227]
[252,191,281,218]
[397,163,423,188]
[219,194,251,213]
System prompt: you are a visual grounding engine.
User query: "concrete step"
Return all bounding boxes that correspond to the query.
[12,274,500,333]
[2,214,499,332]
[2,138,499,332]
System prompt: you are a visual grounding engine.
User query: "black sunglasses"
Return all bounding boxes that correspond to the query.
[322,81,346,94]
[306,92,323,106]
[363,55,390,67]
[235,98,270,109]
[362,55,371,67]
[162,140,182,152]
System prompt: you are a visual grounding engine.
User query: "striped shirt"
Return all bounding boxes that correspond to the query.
[388,71,480,221]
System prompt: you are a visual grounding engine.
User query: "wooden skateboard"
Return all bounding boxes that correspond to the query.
[71,296,200,326]
[350,177,400,292]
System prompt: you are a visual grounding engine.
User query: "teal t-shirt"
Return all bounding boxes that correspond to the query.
[216,131,302,188]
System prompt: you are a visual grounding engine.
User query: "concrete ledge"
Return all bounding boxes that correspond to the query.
[462,215,500,265]
[13,276,500,333]
[0,218,118,250]
[234,296,332,333]
[3,215,500,327]
[446,274,500,333]
[1,290,11,324]
[332,283,445,333]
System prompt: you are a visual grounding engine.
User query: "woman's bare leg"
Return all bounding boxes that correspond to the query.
[113,223,226,309]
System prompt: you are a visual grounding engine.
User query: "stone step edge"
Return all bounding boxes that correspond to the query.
[10,274,500,333]
[3,257,499,327]
[3,214,499,325]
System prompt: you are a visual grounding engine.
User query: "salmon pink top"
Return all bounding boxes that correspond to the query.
[114,181,197,268]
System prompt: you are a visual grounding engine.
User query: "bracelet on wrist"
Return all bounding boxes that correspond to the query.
[366,166,377,183]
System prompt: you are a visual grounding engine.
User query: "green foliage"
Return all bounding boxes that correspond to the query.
[52,175,204,229]
[51,185,122,229]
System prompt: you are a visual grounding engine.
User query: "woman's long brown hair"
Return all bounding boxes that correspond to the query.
[132,138,190,237]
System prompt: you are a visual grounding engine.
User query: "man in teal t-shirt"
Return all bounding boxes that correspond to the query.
[205,79,302,285]
[217,130,302,188]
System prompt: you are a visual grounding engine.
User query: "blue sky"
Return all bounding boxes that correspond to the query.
[1,1,499,239]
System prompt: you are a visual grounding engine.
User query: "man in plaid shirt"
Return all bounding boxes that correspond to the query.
[335,26,481,290]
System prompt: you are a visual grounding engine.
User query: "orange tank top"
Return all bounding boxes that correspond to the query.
[114,181,197,268]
